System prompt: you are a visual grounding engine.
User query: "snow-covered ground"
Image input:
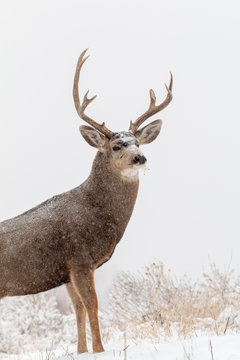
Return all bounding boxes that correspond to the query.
[0,335,240,360]
[1,264,239,360]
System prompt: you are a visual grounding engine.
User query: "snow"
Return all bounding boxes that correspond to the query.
[0,335,240,360]
[0,263,239,360]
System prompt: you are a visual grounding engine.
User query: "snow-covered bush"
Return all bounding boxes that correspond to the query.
[0,289,76,354]
[0,288,116,355]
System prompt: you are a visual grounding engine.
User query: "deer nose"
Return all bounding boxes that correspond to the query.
[133,155,147,164]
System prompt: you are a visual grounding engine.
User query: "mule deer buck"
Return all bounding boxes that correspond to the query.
[0,49,173,353]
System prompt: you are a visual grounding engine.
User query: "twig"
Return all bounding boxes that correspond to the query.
[223,317,230,335]
[123,331,127,360]
[209,339,214,360]
[60,345,75,360]
[181,343,191,360]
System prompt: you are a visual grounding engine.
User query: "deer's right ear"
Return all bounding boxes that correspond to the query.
[79,125,106,149]
[135,119,162,145]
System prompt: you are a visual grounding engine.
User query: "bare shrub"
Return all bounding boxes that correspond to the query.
[107,262,240,341]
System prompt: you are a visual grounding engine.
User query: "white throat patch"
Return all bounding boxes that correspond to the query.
[120,168,139,181]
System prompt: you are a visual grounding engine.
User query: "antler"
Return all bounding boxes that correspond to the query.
[73,49,115,139]
[129,73,173,134]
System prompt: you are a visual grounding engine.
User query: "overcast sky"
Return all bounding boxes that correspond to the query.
[0,0,240,298]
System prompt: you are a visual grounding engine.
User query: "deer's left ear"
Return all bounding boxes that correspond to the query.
[135,119,162,145]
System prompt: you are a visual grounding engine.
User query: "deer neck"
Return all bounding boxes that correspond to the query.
[82,151,139,230]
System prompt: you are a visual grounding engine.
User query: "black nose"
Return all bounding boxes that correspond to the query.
[133,155,147,164]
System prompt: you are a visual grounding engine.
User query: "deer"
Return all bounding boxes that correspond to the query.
[0,49,173,353]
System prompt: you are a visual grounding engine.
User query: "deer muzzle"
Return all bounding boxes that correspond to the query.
[133,155,147,164]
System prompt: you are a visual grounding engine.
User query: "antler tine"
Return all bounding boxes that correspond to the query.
[129,72,173,134]
[73,49,115,139]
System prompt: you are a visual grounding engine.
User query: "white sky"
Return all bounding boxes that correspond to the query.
[0,0,240,297]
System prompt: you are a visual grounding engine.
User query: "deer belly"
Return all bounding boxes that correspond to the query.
[1,246,70,296]
[3,264,70,296]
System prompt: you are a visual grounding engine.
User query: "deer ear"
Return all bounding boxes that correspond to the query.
[135,120,162,145]
[79,125,106,149]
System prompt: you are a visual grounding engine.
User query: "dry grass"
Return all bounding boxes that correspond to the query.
[106,261,240,341]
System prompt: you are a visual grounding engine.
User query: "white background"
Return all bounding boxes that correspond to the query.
[0,1,239,299]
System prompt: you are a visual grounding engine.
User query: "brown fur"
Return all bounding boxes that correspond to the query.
[0,149,139,352]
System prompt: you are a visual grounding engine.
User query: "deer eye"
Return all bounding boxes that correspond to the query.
[112,146,121,151]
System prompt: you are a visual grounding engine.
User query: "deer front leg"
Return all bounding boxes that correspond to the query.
[70,268,104,353]
[66,282,87,353]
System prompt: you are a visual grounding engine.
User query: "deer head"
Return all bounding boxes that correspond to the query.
[73,49,173,179]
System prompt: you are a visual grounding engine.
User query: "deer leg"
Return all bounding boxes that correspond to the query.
[66,282,88,353]
[70,268,104,353]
